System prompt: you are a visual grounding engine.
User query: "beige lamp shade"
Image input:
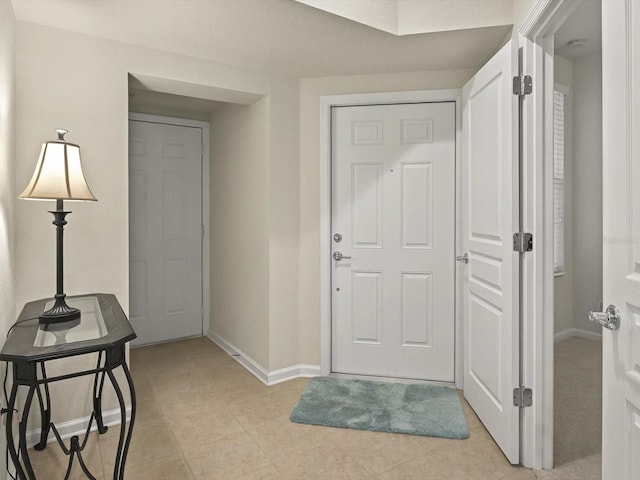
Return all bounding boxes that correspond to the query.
[19,130,97,201]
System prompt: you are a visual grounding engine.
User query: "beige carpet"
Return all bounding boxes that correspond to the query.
[536,336,601,479]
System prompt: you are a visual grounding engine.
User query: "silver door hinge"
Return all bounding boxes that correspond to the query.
[513,75,532,96]
[513,386,533,408]
[513,232,533,253]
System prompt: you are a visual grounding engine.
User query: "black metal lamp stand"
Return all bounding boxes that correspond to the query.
[19,129,97,324]
[39,199,80,324]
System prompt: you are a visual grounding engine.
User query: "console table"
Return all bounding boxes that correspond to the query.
[0,294,136,480]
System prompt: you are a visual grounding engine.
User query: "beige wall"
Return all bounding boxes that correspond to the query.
[209,100,271,368]
[14,21,298,421]
[553,55,574,334]
[208,77,301,372]
[0,2,16,322]
[268,78,302,371]
[15,23,272,312]
[572,53,603,335]
[552,53,603,337]
[298,68,476,365]
[0,0,16,472]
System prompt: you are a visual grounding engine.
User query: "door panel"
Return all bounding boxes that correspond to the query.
[352,271,382,343]
[602,2,640,478]
[401,273,432,347]
[352,164,383,247]
[129,120,203,346]
[462,39,519,464]
[402,163,433,249]
[331,102,456,381]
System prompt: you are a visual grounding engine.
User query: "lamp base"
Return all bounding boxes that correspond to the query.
[39,294,81,324]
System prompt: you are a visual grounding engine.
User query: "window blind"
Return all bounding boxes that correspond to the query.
[553,90,565,274]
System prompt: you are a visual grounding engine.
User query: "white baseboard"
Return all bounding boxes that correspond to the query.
[206,330,320,386]
[554,328,602,343]
[25,406,132,449]
[207,330,270,384]
[267,364,322,385]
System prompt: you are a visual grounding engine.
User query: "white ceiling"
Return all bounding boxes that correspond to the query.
[555,0,601,61]
[295,0,513,36]
[295,0,399,35]
[11,0,511,78]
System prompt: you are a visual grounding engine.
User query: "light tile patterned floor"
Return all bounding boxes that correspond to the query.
[27,336,599,479]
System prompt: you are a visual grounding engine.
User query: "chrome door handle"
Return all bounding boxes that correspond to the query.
[456,253,469,264]
[588,304,621,331]
[333,251,352,261]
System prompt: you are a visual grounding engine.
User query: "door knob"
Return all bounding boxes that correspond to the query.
[456,253,469,264]
[588,304,621,331]
[333,251,352,261]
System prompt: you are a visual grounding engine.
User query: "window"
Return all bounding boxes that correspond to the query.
[553,89,566,274]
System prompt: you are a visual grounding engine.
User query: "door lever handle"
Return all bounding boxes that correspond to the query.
[456,253,469,264]
[333,251,352,261]
[588,304,621,331]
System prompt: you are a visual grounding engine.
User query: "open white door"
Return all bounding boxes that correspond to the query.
[461,39,520,463]
[601,2,640,478]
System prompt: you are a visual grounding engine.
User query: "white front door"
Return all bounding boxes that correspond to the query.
[129,118,203,346]
[461,39,520,463]
[331,102,456,381]
[601,2,640,478]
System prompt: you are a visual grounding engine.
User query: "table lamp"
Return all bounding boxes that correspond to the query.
[19,129,97,324]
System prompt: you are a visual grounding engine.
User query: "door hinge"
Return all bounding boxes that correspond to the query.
[513,232,533,253]
[513,74,533,96]
[513,386,533,408]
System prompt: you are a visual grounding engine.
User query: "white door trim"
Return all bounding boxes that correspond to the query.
[319,89,463,387]
[519,0,581,470]
[128,112,210,340]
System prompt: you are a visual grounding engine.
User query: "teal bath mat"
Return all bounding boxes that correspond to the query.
[290,377,470,439]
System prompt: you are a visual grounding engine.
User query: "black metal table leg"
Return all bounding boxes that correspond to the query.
[106,366,127,480]
[103,343,136,480]
[65,434,98,480]
[18,385,38,479]
[6,382,26,480]
[34,362,51,451]
[118,361,136,479]
[92,352,108,434]
[46,408,99,480]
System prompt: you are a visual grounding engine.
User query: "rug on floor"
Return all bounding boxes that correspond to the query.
[290,377,470,439]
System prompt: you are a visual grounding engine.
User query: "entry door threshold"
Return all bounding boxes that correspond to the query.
[330,372,455,388]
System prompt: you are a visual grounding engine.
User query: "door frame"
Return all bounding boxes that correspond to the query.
[128,112,211,341]
[519,0,583,469]
[319,89,464,387]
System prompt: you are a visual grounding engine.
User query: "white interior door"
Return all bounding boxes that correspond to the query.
[601,2,640,478]
[129,119,203,346]
[331,102,456,381]
[461,39,520,463]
